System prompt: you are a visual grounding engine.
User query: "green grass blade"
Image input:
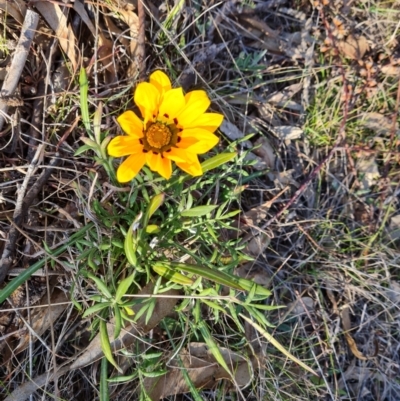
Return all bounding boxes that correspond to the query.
[158,262,271,297]
[239,314,319,377]
[198,320,233,377]
[82,302,112,318]
[79,67,92,135]
[0,224,93,304]
[99,319,122,373]
[115,274,135,303]
[100,357,110,401]
[181,205,218,217]
[201,152,237,173]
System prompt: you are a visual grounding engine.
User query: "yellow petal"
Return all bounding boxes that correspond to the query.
[175,157,203,176]
[149,71,172,95]
[176,90,211,127]
[116,153,146,182]
[146,151,160,171]
[108,136,143,157]
[158,156,172,179]
[134,82,160,124]
[145,152,172,180]
[158,88,185,123]
[117,111,144,137]
[178,129,219,154]
[183,112,224,132]
[164,147,191,163]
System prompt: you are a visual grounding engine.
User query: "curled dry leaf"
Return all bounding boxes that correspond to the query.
[356,156,380,191]
[219,120,253,148]
[266,82,303,111]
[15,288,69,354]
[381,64,400,76]
[388,215,400,242]
[35,2,77,70]
[70,282,179,370]
[287,296,314,317]
[73,1,116,79]
[235,262,271,286]
[341,306,377,360]
[253,137,276,169]
[273,125,303,141]
[360,112,399,136]
[386,280,400,304]
[143,342,253,399]
[0,0,26,24]
[338,35,369,60]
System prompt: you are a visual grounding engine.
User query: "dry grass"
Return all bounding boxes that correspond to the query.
[1,0,400,400]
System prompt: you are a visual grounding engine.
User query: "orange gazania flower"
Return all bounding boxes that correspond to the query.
[108,71,223,182]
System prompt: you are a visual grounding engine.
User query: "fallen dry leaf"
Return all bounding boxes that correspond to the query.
[73,1,116,79]
[356,156,380,191]
[287,297,314,317]
[219,120,253,148]
[144,342,253,400]
[341,306,377,361]
[253,137,276,169]
[35,2,77,70]
[386,280,400,304]
[70,282,180,370]
[381,64,400,76]
[360,112,399,136]
[0,0,26,24]
[15,288,69,354]
[338,35,369,60]
[266,82,303,111]
[273,125,303,141]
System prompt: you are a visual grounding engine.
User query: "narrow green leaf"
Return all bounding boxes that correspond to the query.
[107,372,138,383]
[79,67,92,135]
[74,144,94,156]
[239,314,319,377]
[158,262,271,297]
[99,319,122,373]
[152,264,194,285]
[201,152,237,173]
[198,321,232,377]
[124,213,142,267]
[141,352,163,360]
[146,224,160,234]
[181,205,218,217]
[113,305,122,339]
[86,273,113,299]
[143,193,164,228]
[0,224,93,304]
[115,274,134,303]
[100,357,110,401]
[82,302,112,318]
[141,369,168,378]
[94,102,103,145]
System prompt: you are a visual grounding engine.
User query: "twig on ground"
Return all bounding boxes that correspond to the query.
[0,10,39,131]
[0,151,60,285]
[137,0,146,81]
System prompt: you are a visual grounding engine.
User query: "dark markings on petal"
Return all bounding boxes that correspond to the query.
[143,149,148,153]
[139,139,144,145]
[153,151,158,155]
[166,149,171,153]
[173,118,178,125]
[164,113,169,118]
[177,136,181,143]
[161,154,164,159]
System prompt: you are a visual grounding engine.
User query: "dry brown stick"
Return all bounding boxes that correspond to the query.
[0,152,61,285]
[0,9,39,131]
[137,0,146,81]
